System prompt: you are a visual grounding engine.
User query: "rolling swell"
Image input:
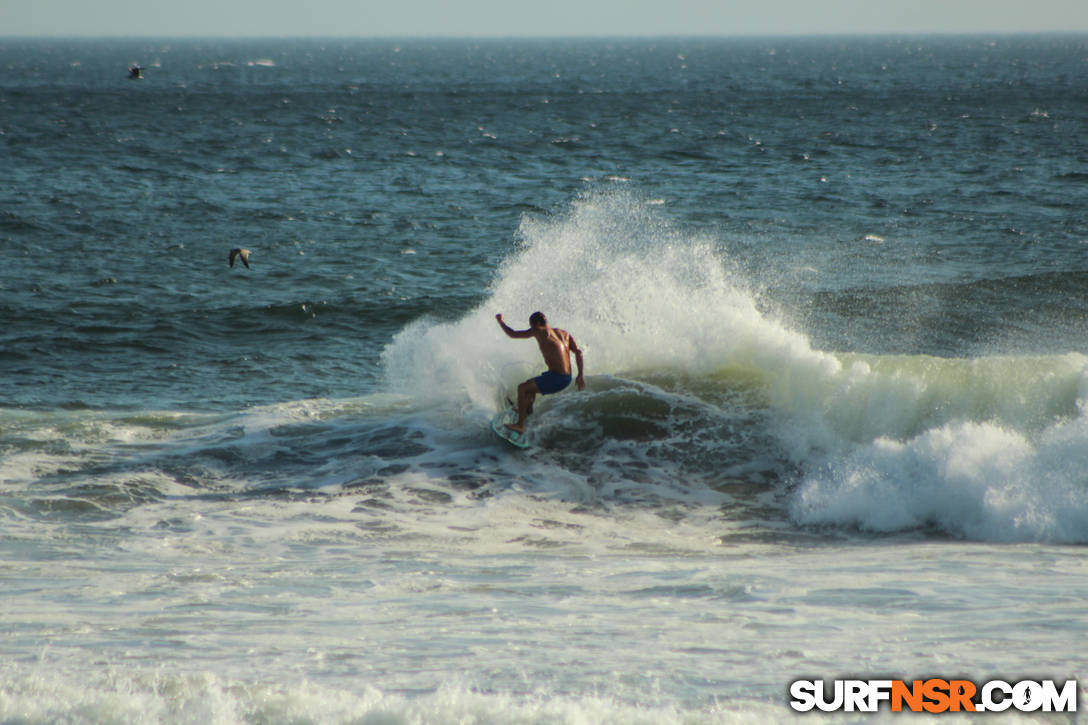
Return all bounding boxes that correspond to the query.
[803,270,1088,356]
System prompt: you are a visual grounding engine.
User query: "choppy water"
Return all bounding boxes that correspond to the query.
[2,36,1088,723]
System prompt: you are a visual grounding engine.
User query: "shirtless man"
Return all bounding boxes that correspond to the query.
[496,311,585,433]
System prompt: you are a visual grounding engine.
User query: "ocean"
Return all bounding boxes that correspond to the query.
[2,35,1087,722]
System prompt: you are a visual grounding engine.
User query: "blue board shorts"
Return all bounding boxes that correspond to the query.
[534,371,572,395]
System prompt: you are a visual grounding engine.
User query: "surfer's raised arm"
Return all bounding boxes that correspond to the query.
[569,333,586,391]
[495,313,534,339]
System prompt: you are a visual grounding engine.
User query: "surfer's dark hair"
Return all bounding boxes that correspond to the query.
[529,311,547,327]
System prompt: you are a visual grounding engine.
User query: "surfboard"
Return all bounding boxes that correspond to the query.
[490,407,529,448]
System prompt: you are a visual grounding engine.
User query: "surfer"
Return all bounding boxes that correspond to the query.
[496,311,585,433]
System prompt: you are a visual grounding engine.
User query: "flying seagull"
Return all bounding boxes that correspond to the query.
[228,248,251,268]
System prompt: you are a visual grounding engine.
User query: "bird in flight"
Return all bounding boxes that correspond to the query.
[229,248,251,268]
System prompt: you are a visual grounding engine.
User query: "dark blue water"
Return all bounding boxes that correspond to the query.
[4,36,1088,411]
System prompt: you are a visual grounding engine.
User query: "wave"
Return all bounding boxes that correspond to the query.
[380,189,1088,543]
[8,189,1088,544]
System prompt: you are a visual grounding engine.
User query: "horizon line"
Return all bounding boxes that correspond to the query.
[3,30,1087,41]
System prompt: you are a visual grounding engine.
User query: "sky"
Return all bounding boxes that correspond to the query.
[3,0,1088,37]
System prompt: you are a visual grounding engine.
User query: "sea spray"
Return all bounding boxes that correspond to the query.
[380,189,822,411]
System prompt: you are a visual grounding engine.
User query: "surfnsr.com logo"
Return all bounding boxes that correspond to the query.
[789,679,1078,713]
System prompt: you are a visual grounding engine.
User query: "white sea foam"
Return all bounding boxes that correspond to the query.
[774,351,1088,542]
[793,410,1088,542]
[0,667,786,725]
